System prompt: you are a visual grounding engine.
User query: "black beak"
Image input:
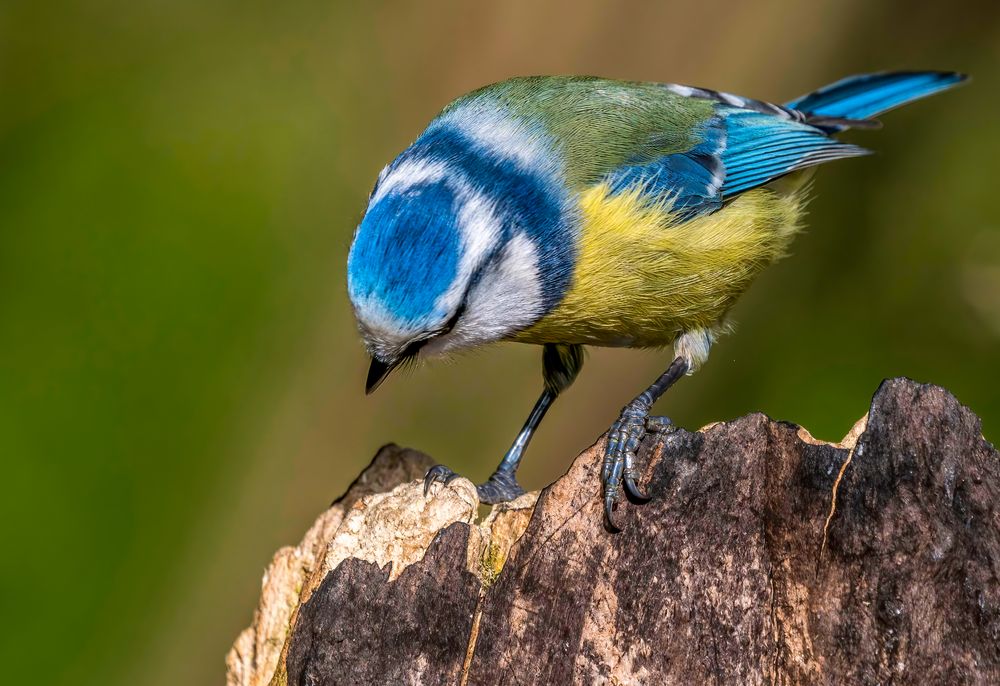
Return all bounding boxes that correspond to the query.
[365,355,404,395]
[364,319,452,395]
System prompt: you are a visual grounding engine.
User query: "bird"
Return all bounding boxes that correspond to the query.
[346,71,967,531]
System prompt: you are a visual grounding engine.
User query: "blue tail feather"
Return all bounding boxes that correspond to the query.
[785,71,967,121]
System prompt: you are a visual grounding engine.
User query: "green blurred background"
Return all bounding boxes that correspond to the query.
[2,1,998,683]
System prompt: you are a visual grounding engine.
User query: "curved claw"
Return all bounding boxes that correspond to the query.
[604,494,622,533]
[423,464,459,497]
[623,474,652,504]
[645,415,673,434]
[601,403,656,530]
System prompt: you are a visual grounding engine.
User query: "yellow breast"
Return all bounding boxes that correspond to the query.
[514,182,806,348]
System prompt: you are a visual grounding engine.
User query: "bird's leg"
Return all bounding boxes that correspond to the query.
[471,388,555,503]
[424,344,583,505]
[424,389,556,502]
[602,356,689,532]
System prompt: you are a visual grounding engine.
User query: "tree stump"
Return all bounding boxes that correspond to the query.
[226,378,1000,685]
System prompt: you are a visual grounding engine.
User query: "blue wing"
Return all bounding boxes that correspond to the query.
[599,71,966,222]
[719,108,868,196]
[606,115,727,220]
[604,104,868,222]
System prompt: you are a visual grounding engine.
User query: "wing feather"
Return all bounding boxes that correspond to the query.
[601,103,869,218]
[719,109,868,196]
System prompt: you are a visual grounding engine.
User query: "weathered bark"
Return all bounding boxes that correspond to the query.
[227,379,1000,685]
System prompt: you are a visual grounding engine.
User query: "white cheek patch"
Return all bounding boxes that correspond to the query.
[425,231,543,355]
[367,154,506,324]
[434,189,503,316]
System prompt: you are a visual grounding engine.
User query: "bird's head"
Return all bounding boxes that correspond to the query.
[347,154,549,393]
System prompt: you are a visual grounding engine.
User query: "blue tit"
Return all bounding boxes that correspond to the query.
[346,71,966,530]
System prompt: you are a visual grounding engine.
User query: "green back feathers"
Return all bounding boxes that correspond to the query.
[441,77,715,188]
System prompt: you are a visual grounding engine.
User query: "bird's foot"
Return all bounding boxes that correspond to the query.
[475,470,526,504]
[645,415,674,434]
[602,404,674,532]
[423,465,525,505]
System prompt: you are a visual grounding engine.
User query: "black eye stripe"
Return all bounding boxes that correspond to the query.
[401,304,466,360]
[401,338,428,359]
[441,303,466,333]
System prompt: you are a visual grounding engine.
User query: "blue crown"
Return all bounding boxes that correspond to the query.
[348,178,461,331]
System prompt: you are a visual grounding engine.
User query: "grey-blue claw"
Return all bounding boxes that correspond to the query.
[604,493,622,533]
[645,415,674,433]
[600,356,687,531]
[423,464,460,497]
[601,400,654,531]
[623,474,651,503]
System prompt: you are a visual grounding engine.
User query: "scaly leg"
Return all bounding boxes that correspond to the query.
[424,344,584,504]
[602,356,689,532]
